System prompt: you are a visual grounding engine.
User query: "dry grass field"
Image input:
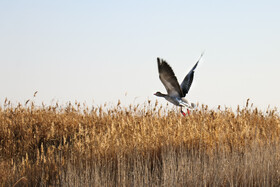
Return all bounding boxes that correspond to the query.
[1,99,280,186]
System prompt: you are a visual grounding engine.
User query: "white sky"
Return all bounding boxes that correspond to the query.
[1,1,280,110]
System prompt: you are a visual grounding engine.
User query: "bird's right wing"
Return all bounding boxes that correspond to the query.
[157,58,183,97]
[180,52,204,97]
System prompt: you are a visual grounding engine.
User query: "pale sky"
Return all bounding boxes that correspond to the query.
[1,0,280,110]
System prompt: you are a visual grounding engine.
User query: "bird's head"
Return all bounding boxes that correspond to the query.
[154,91,164,97]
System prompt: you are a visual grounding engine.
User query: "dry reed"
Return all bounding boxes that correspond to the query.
[0,99,280,186]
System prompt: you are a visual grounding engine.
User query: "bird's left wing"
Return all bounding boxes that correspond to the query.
[157,58,183,97]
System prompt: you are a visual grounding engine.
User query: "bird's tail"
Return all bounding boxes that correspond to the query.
[191,102,196,109]
[179,100,196,110]
[186,103,196,110]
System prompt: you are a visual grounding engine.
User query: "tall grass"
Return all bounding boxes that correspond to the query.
[0,99,280,186]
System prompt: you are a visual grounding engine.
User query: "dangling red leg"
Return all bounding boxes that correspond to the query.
[187,109,190,115]
[180,106,186,116]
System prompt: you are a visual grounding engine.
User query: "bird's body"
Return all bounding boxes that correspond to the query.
[154,54,203,116]
[155,93,191,107]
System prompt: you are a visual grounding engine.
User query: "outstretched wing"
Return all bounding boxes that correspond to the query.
[180,53,204,96]
[157,58,183,97]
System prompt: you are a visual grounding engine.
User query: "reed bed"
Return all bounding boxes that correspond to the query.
[0,99,280,186]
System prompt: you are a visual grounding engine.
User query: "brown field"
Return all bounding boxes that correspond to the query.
[1,99,280,186]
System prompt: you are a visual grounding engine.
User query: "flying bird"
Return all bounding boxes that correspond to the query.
[154,53,203,116]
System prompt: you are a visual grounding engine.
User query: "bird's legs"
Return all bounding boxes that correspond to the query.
[180,106,186,116]
[180,106,190,116]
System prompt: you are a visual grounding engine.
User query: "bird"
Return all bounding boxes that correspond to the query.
[154,53,203,116]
